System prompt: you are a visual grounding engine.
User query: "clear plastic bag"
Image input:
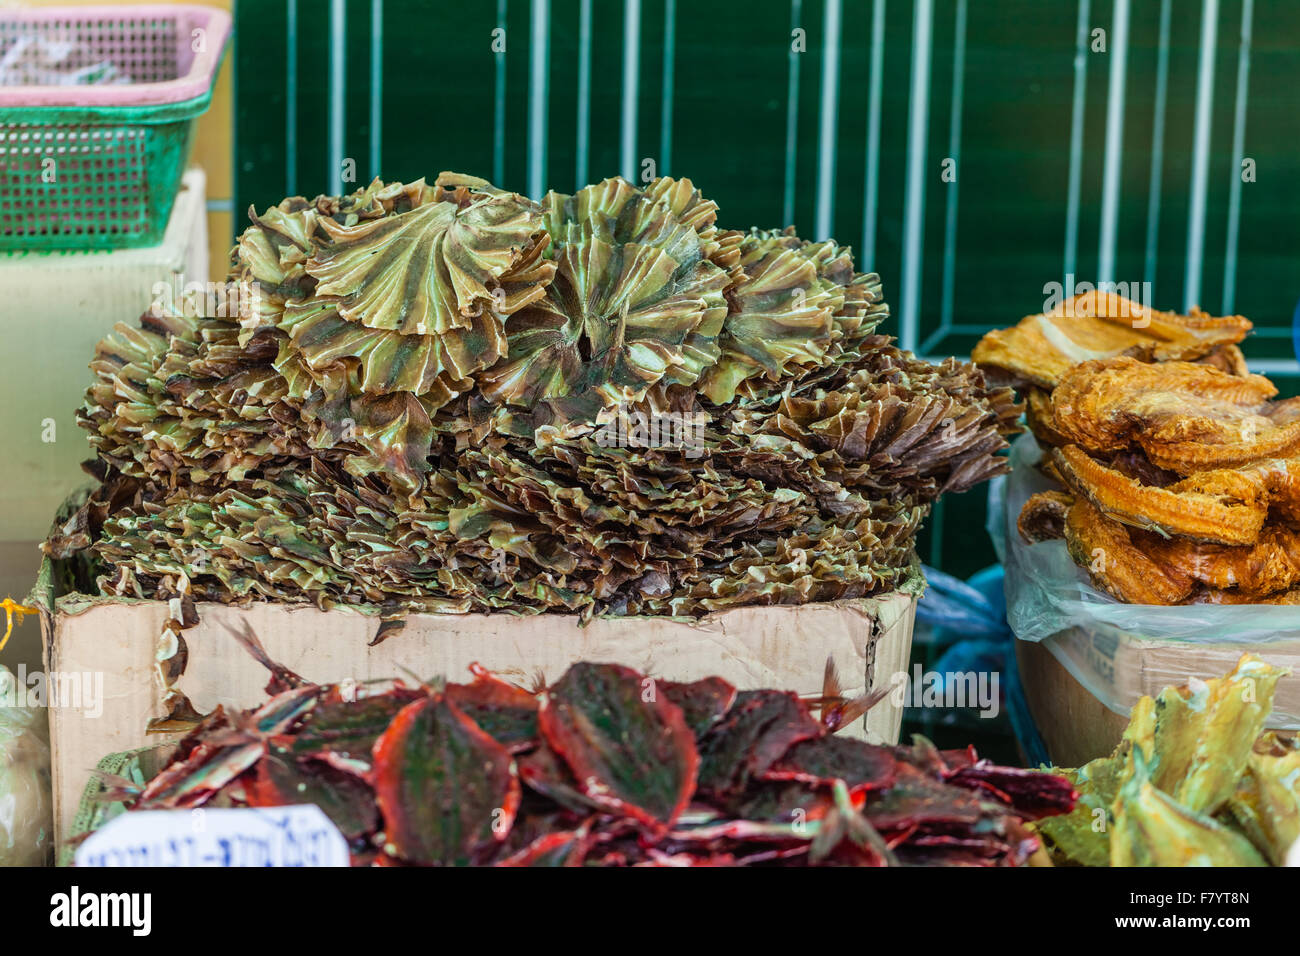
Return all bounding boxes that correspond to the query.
[0,666,52,866]
[994,434,1300,728]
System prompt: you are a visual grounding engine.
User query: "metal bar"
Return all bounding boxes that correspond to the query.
[1097,0,1130,286]
[329,0,345,193]
[861,0,885,266]
[1063,0,1090,282]
[528,0,550,199]
[660,0,676,176]
[620,0,642,181]
[782,0,803,226]
[919,322,953,356]
[814,0,842,241]
[939,0,967,331]
[899,0,934,353]
[370,0,383,179]
[576,0,592,188]
[1143,0,1171,296]
[1185,0,1219,311]
[947,322,1009,334]
[286,0,297,195]
[1247,359,1300,374]
[494,0,507,186]
[1223,0,1254,315]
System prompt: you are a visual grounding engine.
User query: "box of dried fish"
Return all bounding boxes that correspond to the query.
[998,432,1300,763]
[976,293,1300,763]
[34,573,917,846]
[35,171,1019,845]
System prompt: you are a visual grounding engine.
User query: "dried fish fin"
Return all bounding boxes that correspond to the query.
[224,619,309,694]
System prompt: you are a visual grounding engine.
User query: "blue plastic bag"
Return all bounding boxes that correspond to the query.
[915,563,1050,766]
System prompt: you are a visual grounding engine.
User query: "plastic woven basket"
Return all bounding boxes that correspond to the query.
[60,745,170,867]
[0,4,229,252]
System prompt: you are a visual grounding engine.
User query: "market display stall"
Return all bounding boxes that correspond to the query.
[2,2,1298,879]
[27,166,1026,865]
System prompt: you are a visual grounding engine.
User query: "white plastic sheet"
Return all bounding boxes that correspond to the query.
[0,665,51,866]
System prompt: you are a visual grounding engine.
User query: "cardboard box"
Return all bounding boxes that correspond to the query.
[35,564,917,846]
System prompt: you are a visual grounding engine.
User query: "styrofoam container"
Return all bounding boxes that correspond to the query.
[0,167,208,541]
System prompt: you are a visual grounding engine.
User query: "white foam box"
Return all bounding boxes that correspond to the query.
[36,578,917,847]
[0,168,208,542]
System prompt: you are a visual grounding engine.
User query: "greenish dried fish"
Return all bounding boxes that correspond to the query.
[51,171,1020,619]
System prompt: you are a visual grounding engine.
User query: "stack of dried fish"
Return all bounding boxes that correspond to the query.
[51,172,1020,617]
[976,293,1300,606]
[101,650,1075,866]
[1036,654,1297,867]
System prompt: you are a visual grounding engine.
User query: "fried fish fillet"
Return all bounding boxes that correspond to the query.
[1188,586,1300,606]
[1025,493,1300,604]
[1052,444,1268,546]
[1018,490,1074,543]
[1244,457,1300,526]
[1063,500,1196,604]
[1024,387,1071,446]
[1134,525,1300,596]
[1195,343,1252,377]
[1050,357,1300,473]
[972,292,1251,389]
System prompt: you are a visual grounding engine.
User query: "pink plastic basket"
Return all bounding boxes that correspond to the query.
[0,4,231,251]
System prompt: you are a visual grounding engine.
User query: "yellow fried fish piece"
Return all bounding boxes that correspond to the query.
[1111,750,1267,867]
[1223,748,1300,865]
[1126,654,1286,814]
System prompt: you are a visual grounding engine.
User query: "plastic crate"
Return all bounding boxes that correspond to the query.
[0,4,229,251]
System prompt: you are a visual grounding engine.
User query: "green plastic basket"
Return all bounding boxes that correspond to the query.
[60,744,169,867]
[0,5,230,252]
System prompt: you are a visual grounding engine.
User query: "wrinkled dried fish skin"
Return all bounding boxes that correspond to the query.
[1011,349,1300,606]
[1110,749,1267,867]
[54,172,1019,617]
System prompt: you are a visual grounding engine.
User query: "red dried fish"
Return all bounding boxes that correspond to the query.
[244,755,378,841]
[539,663,698,832]
[445,663,540,754]
[763,735,898,795]
[944,762,1079,820]
[661,676,738,737]
[696,690,824,796]
[113,649,1075,867]
[372,695,520,865]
